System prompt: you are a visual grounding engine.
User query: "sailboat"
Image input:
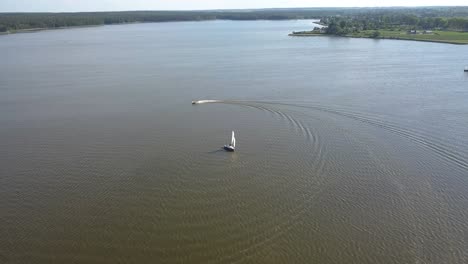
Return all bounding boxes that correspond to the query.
[223,131,236,152]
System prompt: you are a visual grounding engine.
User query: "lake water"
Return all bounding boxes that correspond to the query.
[1,20,468,263]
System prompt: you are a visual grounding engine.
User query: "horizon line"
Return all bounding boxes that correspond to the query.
[2,5,468,14]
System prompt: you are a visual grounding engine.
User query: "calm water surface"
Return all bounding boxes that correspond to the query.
[1,20,468,263]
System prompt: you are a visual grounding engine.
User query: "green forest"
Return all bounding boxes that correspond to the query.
[1,7,468,33]
[323,14,468,35]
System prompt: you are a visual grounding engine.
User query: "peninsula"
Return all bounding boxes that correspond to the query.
[289,10,468,45]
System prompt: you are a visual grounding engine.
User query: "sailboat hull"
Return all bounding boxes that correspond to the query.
[224,145,235,152]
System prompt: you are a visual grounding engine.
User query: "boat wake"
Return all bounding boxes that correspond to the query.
[192,99,468,173]
[189,98,468,262]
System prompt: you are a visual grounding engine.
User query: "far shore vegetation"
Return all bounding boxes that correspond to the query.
[0,9,373,33]
[289,8,468,44]
[1,7,468,45]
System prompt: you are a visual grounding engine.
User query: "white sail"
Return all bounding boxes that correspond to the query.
[231,131,236,148]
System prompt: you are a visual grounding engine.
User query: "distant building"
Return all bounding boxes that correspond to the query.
[312,26,327,33]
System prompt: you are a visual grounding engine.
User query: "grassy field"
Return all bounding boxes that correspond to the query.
[290,30,468,44]
[349,30,468,44]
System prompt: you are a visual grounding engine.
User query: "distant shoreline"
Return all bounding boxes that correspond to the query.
[3,7,467,40]
[3,22,465,46]
[0,24,105,35]
[289,31,468,45]
[0,19,320,36]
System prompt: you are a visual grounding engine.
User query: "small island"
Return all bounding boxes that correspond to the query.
[291,14,468,45]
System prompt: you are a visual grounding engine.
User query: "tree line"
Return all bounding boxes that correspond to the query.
[321,15,468,35]
[1,7,468,33]
[323,14,468,36]
[0,9,350,32]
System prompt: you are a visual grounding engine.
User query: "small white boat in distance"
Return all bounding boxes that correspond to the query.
[464,66,468,72]
[192,100,221,104]
[224,131,236,152]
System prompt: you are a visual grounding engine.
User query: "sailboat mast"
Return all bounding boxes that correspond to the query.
[231,131,236,147]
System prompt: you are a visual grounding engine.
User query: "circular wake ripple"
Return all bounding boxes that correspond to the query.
[138,99,468,262]
[194,99,468,263]
[251,101,468,173]
[8,98,464,263]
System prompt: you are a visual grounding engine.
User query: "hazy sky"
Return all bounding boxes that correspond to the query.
[1,0,467,12]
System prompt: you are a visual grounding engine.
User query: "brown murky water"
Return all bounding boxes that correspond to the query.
[1,20,468,263]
